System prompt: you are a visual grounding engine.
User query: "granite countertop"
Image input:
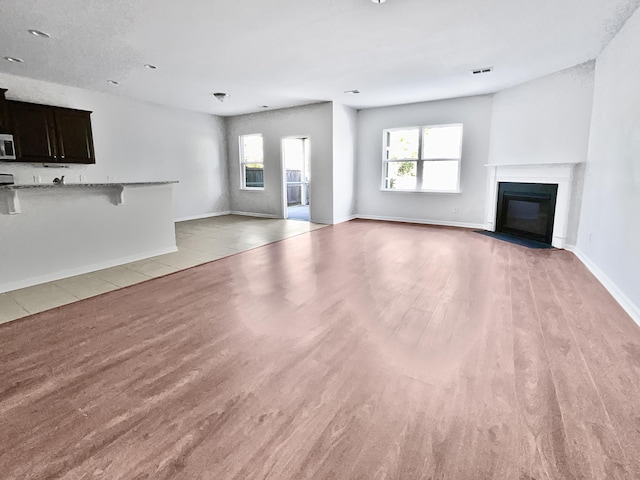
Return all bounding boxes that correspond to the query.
[0,181,178,189]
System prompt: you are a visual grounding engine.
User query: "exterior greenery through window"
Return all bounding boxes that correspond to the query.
[240,134,264,189]
[382,124,463,192]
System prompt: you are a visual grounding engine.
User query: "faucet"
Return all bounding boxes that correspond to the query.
[53,176,65,185]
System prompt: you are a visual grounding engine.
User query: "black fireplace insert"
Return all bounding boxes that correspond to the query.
[495,182,558,245]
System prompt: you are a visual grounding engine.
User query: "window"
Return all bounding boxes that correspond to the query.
[240,133,264,189]
[382,124,463,192]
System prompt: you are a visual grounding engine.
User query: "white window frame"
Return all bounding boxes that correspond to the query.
[239,133,264,191]
[381,123,463,193]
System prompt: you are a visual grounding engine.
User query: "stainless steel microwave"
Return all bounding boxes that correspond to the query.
[0,133,16,160]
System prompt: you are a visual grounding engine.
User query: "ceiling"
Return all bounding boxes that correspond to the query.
[1,0,639,116]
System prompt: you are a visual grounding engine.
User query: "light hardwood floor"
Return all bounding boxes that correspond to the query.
[0,215,325,323]
[0,220,639,479]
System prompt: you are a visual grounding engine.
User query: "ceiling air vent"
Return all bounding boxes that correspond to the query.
[472,67,493,75]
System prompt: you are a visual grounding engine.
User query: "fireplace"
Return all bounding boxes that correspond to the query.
[495,182,558,245]
[485,163,579,249]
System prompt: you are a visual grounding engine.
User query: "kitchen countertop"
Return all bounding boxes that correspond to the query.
[0,181,178,189]
[0,181,179,214]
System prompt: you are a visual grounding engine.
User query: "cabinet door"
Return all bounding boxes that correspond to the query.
[0,89,9,133]
[54,109,95,164]
[8,101,58,162]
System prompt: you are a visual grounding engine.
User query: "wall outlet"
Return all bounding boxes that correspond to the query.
[33,175,41,183]
[79,174,86,182]
[106,174,112,181]
[453,207,459,214]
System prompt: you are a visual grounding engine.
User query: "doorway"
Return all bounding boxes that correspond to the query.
[282,137,310,221]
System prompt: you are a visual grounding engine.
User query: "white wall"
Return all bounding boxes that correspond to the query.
[488,63,595,166]
[0,73,228,221]
[332,103,357,224]
[487,63,595,245]
[225,103,334,224]
[356,95,493,227]
[576,9,640,322]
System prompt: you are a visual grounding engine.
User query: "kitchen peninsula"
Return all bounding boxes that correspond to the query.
[0,181,178,293]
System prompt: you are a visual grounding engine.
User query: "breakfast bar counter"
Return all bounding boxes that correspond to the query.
[0,181,178,214]
[0,181,178,293]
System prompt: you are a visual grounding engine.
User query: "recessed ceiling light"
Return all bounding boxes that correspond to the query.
[144,64,157,70]
[28,29,51,38]
[471,67,493,75]
[371,0,386,3]
[213,92,230,102]
[261,105,269,108]
[107,80,119,85]
[344,89,360,94]
[4,56,24,63]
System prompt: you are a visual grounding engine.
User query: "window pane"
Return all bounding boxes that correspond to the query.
[387,129,419,160]
[422,125,462,159]
[421,160,459,191]
[385,161,417,190]
[242,134,263,163]
[245,164,264,188]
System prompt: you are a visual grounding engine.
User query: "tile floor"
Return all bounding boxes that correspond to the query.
[0,215,326,325]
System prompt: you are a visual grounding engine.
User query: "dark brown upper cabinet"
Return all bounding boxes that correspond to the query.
[7,100,95,164]
[0,89,9,133]
[8,102,58,162]
[54,108,96,164]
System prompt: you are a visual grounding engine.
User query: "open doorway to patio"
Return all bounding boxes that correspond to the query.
[282,136,310,222]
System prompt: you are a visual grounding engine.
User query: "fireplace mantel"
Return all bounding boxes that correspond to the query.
[484,162,583,248]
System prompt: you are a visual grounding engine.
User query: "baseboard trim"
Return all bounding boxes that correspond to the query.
[565,245,640,327]
[174,211,231,222]
[333,215,357,225]
[230,210,280,219]
[355,214,485,230]
[0,246,178,294]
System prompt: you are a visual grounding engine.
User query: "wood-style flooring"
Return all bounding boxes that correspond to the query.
[1,220,639,479]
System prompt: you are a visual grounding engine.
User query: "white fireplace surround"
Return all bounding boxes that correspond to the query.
[484,163,582,249]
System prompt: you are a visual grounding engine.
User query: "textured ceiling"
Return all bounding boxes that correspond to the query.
[1,0,639,116]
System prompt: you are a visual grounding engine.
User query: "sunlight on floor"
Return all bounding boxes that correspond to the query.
[287,205,309,221]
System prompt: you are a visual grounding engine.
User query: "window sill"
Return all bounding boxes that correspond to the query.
[240,187,265,192]
[380,188,461,194]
